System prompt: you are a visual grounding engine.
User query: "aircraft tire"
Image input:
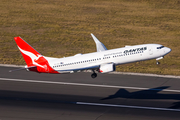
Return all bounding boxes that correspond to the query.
[91,73,97,78]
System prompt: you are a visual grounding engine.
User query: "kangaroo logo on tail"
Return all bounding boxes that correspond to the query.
[14,37,58,73]
[18,47,45,68]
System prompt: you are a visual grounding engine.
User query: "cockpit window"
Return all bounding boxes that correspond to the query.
[157,46,164,49]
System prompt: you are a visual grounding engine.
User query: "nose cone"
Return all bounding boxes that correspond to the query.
[164,47,171,55]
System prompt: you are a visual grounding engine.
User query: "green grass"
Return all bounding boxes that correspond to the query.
[1,0,180,75]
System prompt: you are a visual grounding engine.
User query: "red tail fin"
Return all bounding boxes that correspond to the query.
[14,37,41,66]
[14,37,58,73]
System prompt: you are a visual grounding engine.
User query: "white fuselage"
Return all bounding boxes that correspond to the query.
[46,44,171,73]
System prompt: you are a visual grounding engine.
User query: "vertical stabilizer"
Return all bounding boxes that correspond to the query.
[14,37,58,73]
[14,37,42,66]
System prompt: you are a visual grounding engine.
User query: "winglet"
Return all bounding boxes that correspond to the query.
[91,33,107,52]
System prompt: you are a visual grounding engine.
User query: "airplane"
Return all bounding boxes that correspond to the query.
[11,33,171,78]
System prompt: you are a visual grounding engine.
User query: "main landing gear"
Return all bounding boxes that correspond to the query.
[91,70,97,78]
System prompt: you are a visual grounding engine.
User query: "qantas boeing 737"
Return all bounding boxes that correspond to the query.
[11,34,171,78]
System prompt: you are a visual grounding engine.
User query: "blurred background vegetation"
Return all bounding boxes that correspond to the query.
[0,0,180,75]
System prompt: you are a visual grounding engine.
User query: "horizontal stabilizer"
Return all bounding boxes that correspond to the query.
[9,66,36,72]
[91,33,107,52]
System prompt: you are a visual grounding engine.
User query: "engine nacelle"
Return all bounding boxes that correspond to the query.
[99,63,116,73]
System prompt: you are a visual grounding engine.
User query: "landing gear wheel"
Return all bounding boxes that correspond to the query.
[91,73,97,78]
[156,61,160,65]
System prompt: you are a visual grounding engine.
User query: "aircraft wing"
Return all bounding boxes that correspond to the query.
[91,33,107,52]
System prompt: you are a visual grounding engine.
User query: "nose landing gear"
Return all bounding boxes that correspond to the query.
[156,56,163,65]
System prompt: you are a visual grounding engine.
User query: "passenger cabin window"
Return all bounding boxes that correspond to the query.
[157,46,164,49]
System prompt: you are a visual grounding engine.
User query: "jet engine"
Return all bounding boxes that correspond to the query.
[99,63,116,73]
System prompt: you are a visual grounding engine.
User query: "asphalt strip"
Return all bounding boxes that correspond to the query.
[1,77,180,93]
